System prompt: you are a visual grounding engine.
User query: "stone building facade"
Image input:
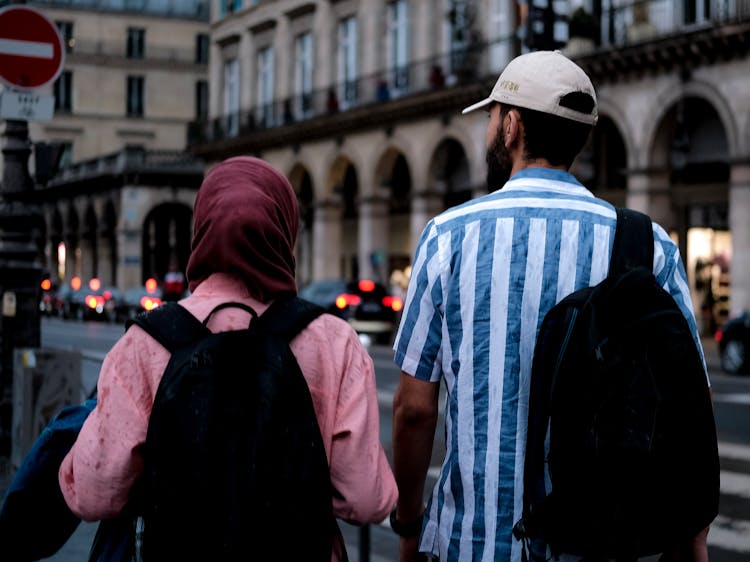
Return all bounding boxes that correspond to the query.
[30,0,750,333]
[20,0,209,169]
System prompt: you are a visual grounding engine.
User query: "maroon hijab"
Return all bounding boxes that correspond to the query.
[186,156,299,301]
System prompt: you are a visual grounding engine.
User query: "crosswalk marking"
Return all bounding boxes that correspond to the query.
[708,515,750,553]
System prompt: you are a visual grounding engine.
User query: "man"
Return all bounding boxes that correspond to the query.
[391,50,708,561]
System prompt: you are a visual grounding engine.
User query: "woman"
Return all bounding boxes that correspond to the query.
[59,156,397,560]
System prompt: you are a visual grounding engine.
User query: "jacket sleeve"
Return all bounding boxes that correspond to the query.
[328,331,398,524]
[58,327,166,521]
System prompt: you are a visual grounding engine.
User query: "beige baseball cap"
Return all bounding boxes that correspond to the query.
[462,50,598,125]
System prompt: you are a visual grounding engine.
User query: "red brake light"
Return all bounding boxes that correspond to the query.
[335,294,361,309]
[145,278,158,294]
[140,296,162,311]
[382,296,403,312]
[103,290,112,300]
[358,279,375,293]
[715,329,723,343]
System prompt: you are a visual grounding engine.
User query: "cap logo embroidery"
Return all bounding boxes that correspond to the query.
[498,80,519,93]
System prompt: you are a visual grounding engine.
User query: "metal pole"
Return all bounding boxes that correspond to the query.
[0,115,44,456]
[358,524,370,562]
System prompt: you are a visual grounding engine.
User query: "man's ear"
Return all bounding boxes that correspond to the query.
[504,109,521,148]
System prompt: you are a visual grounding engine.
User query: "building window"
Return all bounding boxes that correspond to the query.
[387,0,408,96]
[220,0,242,17]
[127,76,144,116]
[256,46,275,127]
[195,80,208,120]
[294,32,313,118]
[195,34,209,64]
[223,59,239,136]
[54,71,72,112]
[58,141,73,169]
[488,0,510,70]
[127,27,145,59]
[337,16,358,109]
[56,20,74,53]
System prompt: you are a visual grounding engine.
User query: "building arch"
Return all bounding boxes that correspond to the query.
[574,114,629,206]
[288,162,315,285]
[649,94,731,332]
[141,202,193,285]
[427,136,473,207]
[646,79,739,165]
[596,98,637,170]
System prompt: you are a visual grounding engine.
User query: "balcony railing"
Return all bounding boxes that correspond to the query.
[597,0,750,46]
[188,0,750,147]
[46,147,204,186]
[189,43,500,145]
[21,0,209,19]
[66,39,205,65]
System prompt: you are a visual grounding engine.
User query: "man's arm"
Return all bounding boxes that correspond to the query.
[392,372,440,562]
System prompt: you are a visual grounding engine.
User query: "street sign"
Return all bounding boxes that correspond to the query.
[0,90,54,120]
[0,5,65,91]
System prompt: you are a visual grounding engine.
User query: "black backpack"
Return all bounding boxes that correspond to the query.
[123,296,340,561]
[514,208,720,561]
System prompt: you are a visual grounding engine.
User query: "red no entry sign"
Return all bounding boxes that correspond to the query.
[0,5,65,91]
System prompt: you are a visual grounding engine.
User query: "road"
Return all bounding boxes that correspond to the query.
[36,317,750,561]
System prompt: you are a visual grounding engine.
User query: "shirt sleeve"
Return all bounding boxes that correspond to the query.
[58,326,164,521]
[393,220,444,382]
[652,222,709,379]
[328,331,397,524]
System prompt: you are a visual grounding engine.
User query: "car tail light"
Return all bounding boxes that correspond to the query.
[715,329,723,343]
[335,294,361,309]
[140,296,162,311]
[145,278,158,294]
[103,290,112,300]
[86,295,105,312]
[382,296,404,312]
[358,279,375,293]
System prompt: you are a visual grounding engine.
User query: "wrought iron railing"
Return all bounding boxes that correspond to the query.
[188,41,505,145]
[65,38,205,65]
[20,0,209,19]
[597,0,750,46]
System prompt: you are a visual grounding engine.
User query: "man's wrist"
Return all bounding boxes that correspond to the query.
[390,508,424,537]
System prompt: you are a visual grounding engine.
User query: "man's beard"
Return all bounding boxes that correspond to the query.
[486,127,512,190]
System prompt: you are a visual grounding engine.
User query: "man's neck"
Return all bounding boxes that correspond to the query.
[510,158,568,177]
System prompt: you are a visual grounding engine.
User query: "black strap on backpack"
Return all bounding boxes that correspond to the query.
[128,296,325,351]
[611,207,654,275]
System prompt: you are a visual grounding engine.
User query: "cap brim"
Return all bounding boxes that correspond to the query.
[461,97,493,115]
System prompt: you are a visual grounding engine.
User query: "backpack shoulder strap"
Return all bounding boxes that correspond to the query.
[126,302,211,353]
[256,296,326,343]
[610,207,655,277]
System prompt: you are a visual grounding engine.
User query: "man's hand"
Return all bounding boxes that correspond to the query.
[660,526,709,561]
[399,535,423,562]
[393,373,440,562]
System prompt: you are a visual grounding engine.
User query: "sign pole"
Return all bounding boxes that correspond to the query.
[0,0,44,457]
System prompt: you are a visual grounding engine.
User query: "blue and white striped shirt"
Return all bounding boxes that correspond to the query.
[393,168,703,562]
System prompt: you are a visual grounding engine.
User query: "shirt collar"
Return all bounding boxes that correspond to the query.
[501,167,594,197]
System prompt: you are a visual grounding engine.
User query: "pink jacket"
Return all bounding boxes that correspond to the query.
[59,274,397,556]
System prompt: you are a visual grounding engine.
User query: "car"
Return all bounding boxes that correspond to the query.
[39,278,62,316]
[122,283,163,319]
[716,312,750,375]
[299,279,403,344]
